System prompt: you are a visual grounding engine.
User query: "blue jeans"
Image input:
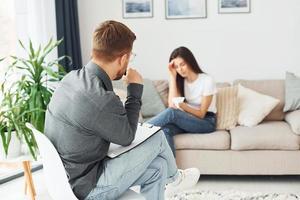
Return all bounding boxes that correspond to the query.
[85,131,179,200]
[148,108,216,156]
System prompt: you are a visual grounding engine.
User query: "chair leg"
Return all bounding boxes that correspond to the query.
[25,180,27,195]
[27,162,36,196]
[23,161,36,200]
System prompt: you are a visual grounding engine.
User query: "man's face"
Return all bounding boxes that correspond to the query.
[114,67,127,80]
[113,52,130,80]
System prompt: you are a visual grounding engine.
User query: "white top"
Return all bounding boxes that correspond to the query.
[184,73,217,113]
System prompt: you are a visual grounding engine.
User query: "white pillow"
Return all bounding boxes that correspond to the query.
[238,84,280,127]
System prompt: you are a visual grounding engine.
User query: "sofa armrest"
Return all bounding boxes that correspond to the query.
[285,110,300,134]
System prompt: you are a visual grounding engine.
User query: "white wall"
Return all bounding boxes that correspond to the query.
[78,0,300,82]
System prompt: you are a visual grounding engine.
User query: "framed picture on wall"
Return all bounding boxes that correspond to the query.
[219,0,251,13]
[166,0,207,19]
[123,0,153,18]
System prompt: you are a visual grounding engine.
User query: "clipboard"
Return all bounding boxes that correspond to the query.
[107,123,161,158]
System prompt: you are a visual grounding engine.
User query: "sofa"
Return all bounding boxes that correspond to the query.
[152,79,300,175]
[113,79,300,175]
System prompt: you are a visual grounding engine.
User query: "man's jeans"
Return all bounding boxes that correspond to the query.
[148,108,216,155]
[85,131,179,200]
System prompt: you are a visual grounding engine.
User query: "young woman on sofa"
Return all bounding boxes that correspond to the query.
[148,46,217,156]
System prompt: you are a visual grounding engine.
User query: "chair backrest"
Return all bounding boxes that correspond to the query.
[26,123,78,200]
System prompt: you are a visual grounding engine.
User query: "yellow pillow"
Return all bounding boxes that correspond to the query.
[216,86,239,130]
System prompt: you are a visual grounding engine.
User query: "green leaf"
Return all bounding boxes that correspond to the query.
[42,37,53,53]
[43,66,60,79]
[36,45,42,60]
[39,38,63,64]
[0,126,9,156]
[29,39,35,59]
[45,78,58,82]
[55,38,64,48]
[18,40,27,51]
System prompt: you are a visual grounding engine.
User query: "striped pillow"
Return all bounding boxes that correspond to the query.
[216,86,239,130]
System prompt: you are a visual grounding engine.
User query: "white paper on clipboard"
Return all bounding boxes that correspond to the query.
[107,123,161,158]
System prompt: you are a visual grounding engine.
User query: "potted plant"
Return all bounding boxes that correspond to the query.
[0,81,32,159]
[0,38,67,160]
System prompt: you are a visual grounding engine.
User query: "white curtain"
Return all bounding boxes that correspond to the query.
[0,0,16,82]
[15,0,57,60]
[0,0,58,87]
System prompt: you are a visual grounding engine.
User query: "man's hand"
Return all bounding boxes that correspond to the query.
[124,68,143,84]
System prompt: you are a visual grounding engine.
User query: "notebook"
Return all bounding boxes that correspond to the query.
[107,123,161,158]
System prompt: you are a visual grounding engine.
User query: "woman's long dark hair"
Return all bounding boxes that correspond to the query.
[169,46,204,96]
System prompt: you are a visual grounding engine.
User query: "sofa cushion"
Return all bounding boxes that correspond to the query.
[233,79,285,121]
[230,121,300,150]
[174,131,230,150]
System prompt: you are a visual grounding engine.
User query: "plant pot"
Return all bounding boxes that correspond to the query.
[0,132,22,160]
[21,139,30,155]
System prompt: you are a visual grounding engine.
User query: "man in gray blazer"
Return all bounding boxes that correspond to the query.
[45,20,199,200]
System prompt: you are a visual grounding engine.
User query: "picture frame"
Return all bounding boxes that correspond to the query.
[165,0,207,19]
[218,0,251,14]
[123,0,153,18]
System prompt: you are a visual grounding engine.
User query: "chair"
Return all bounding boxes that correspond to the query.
[26,123,144,200]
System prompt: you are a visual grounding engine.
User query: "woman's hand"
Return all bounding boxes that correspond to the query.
[178,95,213,119]
[177,102,187,111]
[168,60,177,77]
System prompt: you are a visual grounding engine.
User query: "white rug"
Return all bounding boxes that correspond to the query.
[168,190,300,200]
